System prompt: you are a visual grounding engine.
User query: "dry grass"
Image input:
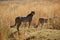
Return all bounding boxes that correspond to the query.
[0,0,60,40]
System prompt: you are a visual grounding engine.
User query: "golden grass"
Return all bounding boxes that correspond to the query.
[0,1,60,40]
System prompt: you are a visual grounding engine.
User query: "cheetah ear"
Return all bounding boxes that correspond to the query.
[31,11,35,15]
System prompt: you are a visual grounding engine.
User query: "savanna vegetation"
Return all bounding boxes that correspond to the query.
[0,0,60,40]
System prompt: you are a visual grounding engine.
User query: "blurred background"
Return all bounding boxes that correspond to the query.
[0,0,60,40]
